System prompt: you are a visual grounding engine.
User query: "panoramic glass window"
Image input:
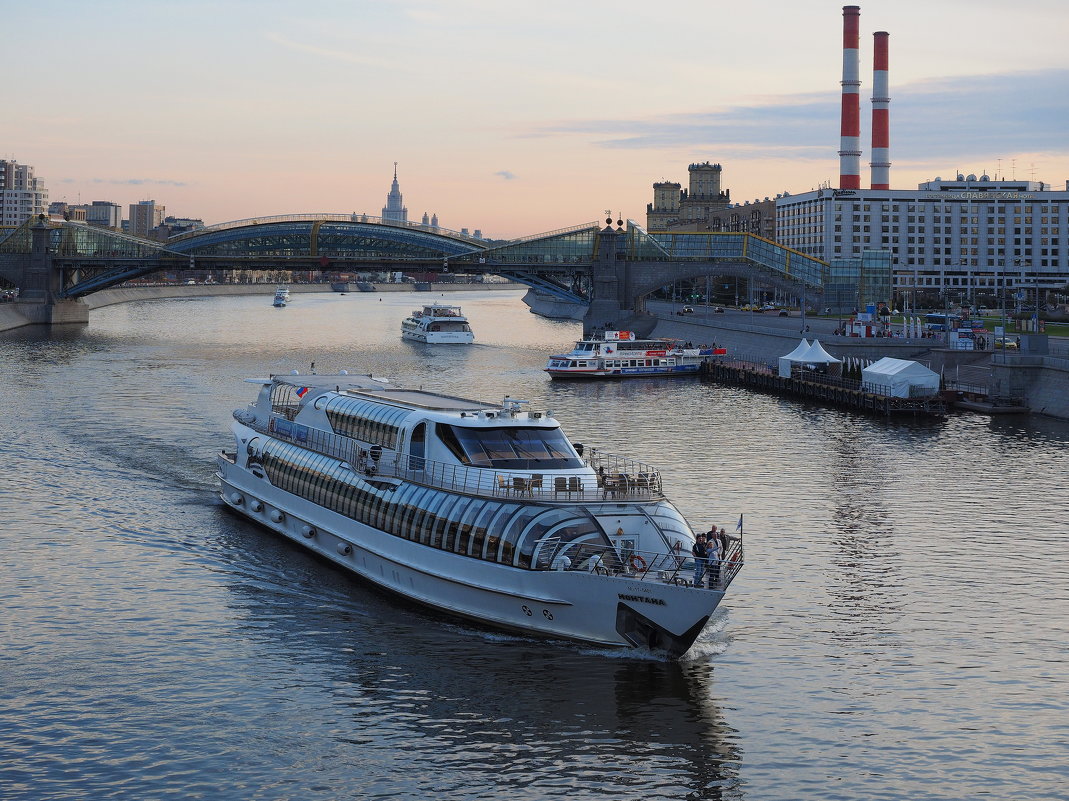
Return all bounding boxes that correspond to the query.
[438,424,582,469]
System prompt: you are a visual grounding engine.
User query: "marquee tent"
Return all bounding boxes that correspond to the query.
[778,339,810,377]
[861,357,939,397]
[799,340,841,365]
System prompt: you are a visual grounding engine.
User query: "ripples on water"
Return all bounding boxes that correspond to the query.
[1,290,1067,800]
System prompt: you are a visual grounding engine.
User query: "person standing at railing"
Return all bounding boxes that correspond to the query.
[706,531,722,586]
[692,533,709,587]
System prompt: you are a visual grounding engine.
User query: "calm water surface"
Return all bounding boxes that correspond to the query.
[1,290,1067,800]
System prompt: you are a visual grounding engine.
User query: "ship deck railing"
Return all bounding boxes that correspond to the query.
[536,540,744,592]
[249,416,666,502]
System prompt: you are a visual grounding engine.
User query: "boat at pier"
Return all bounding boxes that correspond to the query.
[546,330,714,379]
[272,286,290,307]
[217,373,744,657]
[401,303,474,344]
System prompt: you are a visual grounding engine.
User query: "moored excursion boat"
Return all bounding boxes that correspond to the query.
[401,303,474,344]
[272,286,290,307]
[217,373,744,657]
[546,330,717,379]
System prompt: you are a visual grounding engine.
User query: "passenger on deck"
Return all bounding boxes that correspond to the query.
[692,534,709,587]
[707,531,722,585]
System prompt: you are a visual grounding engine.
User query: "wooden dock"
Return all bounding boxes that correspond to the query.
[701,360,948,417]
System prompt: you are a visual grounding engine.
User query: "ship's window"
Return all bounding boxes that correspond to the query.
[414,488,447,544]
[449,498,486,552]
[512,508,579,568]
[385,484,417,535]
[524,511,611,570]
[471,500,512,558]
[498,506,544,565]
[420,490,452,545]
[481,502,516,561]
[438,425,582,470]
[397,486,429,539]
[323,396,408,448]
[431,494,465,548]
[409,422,426,470]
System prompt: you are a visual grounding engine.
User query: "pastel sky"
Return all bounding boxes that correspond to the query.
[4,0,1068,239]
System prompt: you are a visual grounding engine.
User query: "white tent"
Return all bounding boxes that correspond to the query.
[778,339,811,377]
[861,357,939,398]
[799,340,842,364]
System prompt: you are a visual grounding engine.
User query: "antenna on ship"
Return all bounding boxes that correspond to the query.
[310,361,316,374]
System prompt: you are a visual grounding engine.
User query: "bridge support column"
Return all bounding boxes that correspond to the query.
[583,223,656,337]
[20,217,89,325]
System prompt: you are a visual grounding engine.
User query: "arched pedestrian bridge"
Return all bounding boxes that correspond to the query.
[0,214,827,331]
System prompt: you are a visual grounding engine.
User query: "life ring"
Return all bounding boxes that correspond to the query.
[629,554,647,572]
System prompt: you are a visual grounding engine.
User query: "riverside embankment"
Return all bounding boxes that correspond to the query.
[0,281,519,333]
[648,303,1069,419]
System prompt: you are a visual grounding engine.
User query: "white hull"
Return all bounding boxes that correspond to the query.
[217,458,724,653]
[401,328,475,344]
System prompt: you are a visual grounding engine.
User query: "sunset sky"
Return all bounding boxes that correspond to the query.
[4,0,1068,239]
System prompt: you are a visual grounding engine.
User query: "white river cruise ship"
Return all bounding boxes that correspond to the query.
[400,303,474,344]
[217,373,743,657]
[546,330,716,379]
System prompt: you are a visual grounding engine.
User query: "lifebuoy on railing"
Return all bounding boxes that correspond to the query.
[629,554,647,572]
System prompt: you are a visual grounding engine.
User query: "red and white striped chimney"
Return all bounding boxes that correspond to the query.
[838,5,862,190]
[870,31,891,189]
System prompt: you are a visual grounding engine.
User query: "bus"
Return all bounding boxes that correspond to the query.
[923,313,962,332]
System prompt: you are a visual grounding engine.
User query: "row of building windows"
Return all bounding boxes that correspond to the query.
[256,438,611,570]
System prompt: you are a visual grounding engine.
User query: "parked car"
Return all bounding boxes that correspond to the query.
[713,307,725,313]
[778,310,789,317]
[681,305,694,313]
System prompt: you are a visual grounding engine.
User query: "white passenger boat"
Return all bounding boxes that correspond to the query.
[217,373,744,657]
[272,286,290,308]
[401,303,474,344]
[546,330,716,379]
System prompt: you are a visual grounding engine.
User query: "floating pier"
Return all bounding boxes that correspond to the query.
[701,359,947,417]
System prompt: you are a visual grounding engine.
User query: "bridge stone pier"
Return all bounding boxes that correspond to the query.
[581,224,826,338]
[1,219,90,325]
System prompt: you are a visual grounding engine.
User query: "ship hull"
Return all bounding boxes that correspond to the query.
[217,459,722,657]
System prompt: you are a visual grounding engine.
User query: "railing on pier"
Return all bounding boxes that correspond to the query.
[701,360,947,416]
[246,415,666,502]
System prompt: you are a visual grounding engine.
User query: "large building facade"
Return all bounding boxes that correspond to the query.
[381,163,408,224]
[128,200,165,237]
[646,162,777,240]
[0,159,48,227]
[775,176,1069,303]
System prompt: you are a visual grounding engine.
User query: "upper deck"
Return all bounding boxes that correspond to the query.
[411,303,467,319]
[241,375,665,503]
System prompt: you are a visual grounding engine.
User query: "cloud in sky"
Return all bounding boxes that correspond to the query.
[58,178,189,187]
[533,69,1069,165]
[494,170,517,180]
[264,32,392,69]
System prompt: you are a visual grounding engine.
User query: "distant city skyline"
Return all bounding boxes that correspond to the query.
[4,0,1067,238]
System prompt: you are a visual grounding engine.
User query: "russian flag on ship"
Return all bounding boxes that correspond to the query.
[295,386,311,398]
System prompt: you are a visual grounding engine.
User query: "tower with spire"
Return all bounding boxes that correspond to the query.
[381,162,408,223]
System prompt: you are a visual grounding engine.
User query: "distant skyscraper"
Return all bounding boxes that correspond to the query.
[381,163,408,223]
[0,159,48,226]
[85,201,122,229]
[129,200,165,237]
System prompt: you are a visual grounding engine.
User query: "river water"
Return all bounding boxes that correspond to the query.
[2,290,1067,800]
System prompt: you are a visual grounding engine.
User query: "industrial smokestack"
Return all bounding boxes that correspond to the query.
[838,5,862,190]
[870,31,890,189]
